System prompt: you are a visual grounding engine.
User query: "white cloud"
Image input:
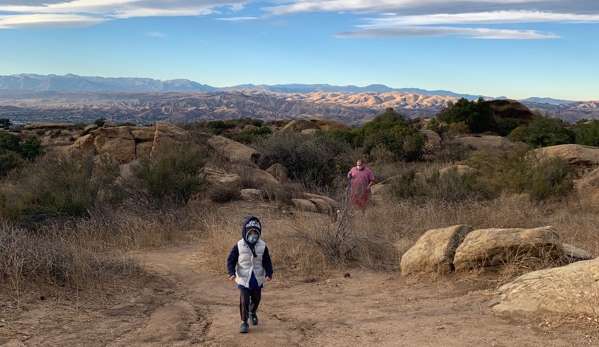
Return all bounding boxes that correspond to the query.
[0,13,106,29]
[147,31,167,38]
[360,11,599,27]
[215,16,258,21]
[335,26,560,39]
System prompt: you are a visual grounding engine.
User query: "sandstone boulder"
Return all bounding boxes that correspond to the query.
[489,257,599,315]
[576,167,599,191]
[291,198,318,213]
[232,164,279,186]
[266,163,289,183]
[207,135,260,166]
[533,144,599,166]
[151,122,192,155]
[93,127,136,162]
[562,243,595,262]
[303,193,341,210]
[280,119,320,133]
[487,99,535,126]
[453,226,565,271]
[400,225,474,276]
[240,189,262,201]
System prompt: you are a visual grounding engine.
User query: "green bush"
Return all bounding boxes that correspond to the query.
[436,98,495,133]
[352,108,426,161]
[129,141,208,206]
[575,120,599,147]
[0,132,44,176]
[507,125,529,143]
[523,116,574,148]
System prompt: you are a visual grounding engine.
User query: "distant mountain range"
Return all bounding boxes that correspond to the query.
[0,73,578,105]
[0,74,597,126]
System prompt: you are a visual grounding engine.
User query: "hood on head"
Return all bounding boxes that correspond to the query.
[242,215,261,244]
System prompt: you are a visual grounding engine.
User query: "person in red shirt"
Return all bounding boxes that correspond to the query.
[347,159,375,213]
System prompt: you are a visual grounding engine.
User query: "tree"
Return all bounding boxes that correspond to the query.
[524,116,574,148]
[0,118,11,130]
[575,120,599,147]
[436,97,495,133]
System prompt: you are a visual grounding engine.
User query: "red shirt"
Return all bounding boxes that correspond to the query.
[348,166,375,196]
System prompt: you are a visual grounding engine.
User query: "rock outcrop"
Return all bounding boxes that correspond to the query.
[532,144,599,166]
[489,257,599,315]
[400,225,474,276]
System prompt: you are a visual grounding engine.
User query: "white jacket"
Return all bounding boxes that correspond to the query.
[235,239,266,287]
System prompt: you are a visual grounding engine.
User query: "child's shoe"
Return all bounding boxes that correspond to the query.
[239,321,249,333]
[250,312,259,325]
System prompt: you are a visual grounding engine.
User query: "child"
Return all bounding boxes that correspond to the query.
[227,215,273,333]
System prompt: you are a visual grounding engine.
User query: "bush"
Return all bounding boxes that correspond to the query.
[352,108,426,161]
[257,132,352,187]
[524,115,575,148]
[436,98,495,133]
[507,125,529,143]
[575,120,599,147]
[0,132,44,177]
[128,141,208,206]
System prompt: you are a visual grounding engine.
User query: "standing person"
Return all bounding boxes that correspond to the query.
[347,159,375,213]
[227,215,273,333]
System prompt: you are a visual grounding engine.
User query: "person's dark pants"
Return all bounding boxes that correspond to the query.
[239,288,261,322]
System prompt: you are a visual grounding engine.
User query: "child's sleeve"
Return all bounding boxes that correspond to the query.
[226,244,239,276]
[262,246,274,278]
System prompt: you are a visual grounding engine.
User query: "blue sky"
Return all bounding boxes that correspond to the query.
[0,0,598,101]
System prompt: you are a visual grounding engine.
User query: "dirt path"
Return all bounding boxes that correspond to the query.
[1,243,596,347]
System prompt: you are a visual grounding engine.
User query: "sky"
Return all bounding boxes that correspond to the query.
[0,0,598,101]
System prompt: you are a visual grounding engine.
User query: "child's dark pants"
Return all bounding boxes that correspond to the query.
[239,288,261,321]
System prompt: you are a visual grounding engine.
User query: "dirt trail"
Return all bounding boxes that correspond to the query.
[1,243,596,347]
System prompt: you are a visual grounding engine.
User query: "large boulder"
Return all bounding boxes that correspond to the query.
[400,225,474,276]
[266,163,289,183]
[487,99,535,126]
[207,135,260,166]
[151,122,192,155]
[231,164,279,186]
[93,127,136,162]
[489,257,599,315]
[453,226,565,271]
[280,119,320,133]
[532,144,599,166]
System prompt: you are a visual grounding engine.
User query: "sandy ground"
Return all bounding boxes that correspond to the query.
[1,241,598,347]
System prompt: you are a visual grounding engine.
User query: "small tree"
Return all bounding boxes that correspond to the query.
[0,118,11,130]
[575,120,599,147]
[524,115,574,148]
[436,98,495,133]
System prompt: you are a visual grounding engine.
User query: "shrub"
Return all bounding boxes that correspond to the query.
[352,108,426,161]
[94,117,106,127]
[0,118,11,130]
[524,115,575,148]
[436,98,495,133]
[448,121,470,135]
[0,151,120,225]
[0,151,23,177]
[128,141,208,206]
[575,120,599,147]
[507,125,529,143]
[257,132,352,187]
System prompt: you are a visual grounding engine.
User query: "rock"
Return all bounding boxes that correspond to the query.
[291,198,318,213]
[576,167,599,191]
[301,128,320,135]
[308,198,333,214]
[453,226,565,271]
[152,122,192,154]
[400,225,474,276]
[93,127,136,162]
[303,193,340,210]
[83,124,99,133]
[533,144,599,166]
[487,99,535,126]
[562,243,595,262]
[489,257,599,315]
[135,141,154,157]
[240,189,262,201]
[243,124,259,131]
[232,164,279,186]
[266,163,289,183]
[207,135,260,166]
[309,118,352,131]
[72,133,95,154]
[280,119,320,133]
[130,127,156,142]
[439,164,474,176]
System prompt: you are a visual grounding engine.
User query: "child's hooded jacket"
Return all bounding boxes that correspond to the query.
[227,216,273,289]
